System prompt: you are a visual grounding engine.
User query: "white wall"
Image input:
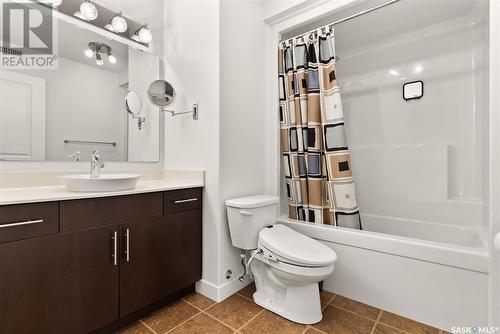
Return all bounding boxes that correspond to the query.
[14,57,128,162]
[162,0,222,297]
[219,0,269,290]
[334,2,489,228]
[262,0,309,22]
[489,0,500,326]
[162,0,273,300]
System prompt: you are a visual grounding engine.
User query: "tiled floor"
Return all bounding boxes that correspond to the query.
[117,284,445,334]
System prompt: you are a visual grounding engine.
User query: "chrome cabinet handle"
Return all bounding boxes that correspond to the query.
[173,198,198,204]
[0,219,43,228]
[125,228,130,262]
[112,231,118,266]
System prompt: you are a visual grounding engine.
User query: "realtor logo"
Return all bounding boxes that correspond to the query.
[1,1,58,68]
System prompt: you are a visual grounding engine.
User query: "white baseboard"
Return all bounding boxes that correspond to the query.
[196,276,253,302]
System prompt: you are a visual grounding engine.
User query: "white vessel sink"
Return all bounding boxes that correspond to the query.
[59,174,141,192]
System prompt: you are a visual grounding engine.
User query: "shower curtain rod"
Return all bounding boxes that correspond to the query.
[280,0,401,45]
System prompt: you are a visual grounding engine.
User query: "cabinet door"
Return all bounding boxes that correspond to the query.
[120,210,202,317]
[0,225,120,334]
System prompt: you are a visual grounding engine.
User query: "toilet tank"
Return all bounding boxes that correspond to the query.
[226,195,279,250]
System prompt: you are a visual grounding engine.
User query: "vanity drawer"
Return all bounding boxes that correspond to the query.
[164,188,202,214]
[60,192,163,232]
[0,202,59,243]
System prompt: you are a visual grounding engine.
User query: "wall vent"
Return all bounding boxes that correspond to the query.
[0,46,22,56]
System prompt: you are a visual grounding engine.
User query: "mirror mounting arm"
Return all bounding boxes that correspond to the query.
[162,103,198,120]
[131,114,146,129]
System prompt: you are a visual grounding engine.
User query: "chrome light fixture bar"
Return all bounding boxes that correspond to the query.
[37,0,62,8]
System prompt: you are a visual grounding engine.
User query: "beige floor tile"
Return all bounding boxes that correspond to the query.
[183,292,216,310]
[320,290,335,304]
[205,294,262,329]
[237,283,256,300]
[331,295,381,320]
[313,305,375,334]
[169,313,233,334]
[241,310,306,334]
[379,312,440,334]
[373,323,406,334]
[142,300,199,334]
[115,321,153,334]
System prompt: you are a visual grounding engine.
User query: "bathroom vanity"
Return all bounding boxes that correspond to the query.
[0,186,202,333]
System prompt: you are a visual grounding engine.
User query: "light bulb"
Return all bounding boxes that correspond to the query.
[80,0,98,21]
[84,49,93,57]
[96,59,104,66]
[111,13,127,33]
[138,25,152,44]
[108,55,117,64]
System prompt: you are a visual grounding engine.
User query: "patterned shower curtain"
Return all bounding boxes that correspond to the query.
[278,28,361,229]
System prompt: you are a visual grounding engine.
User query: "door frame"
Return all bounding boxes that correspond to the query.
[0,70,46,161]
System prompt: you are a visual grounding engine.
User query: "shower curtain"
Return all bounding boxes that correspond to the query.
[278,28,361,229]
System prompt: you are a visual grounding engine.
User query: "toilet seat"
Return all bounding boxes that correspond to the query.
[258,224,337,268]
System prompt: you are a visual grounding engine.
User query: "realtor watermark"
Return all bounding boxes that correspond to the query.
[452,327,500,334]
[1,1,58,69]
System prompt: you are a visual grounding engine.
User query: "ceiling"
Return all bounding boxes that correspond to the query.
[57,17,128,73]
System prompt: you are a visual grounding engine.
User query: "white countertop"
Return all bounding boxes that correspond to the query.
[0,171,205,206]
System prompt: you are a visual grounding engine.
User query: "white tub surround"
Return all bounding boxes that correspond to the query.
[280,218,489,330]
[0,170,204,206]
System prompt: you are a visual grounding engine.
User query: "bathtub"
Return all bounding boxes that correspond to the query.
[278,215,489,331]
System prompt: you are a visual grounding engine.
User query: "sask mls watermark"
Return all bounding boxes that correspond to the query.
[0,1,58,69]
[452,326,500,334]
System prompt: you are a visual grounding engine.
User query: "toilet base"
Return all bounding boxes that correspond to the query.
[250,259,323,324]
[253,283,322,324]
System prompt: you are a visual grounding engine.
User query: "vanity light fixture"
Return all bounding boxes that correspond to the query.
[96,53,104,66]
[75,0,98,21]
[105,11,128,33]
[86,42,116,66]
[132,24,153,44]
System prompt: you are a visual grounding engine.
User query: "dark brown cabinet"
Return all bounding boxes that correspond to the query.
[119,210,202,317]
[0,224,120,334]
[0,188,202,334]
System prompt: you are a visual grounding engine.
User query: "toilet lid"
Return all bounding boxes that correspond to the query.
[258,224,337,266]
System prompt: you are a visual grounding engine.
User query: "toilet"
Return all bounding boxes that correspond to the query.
[226,195,337,324]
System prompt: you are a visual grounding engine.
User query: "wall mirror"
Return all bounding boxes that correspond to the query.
[147,80,198,120]
[126,91,146,130]
[0,6,160,162]
[147,80,177,109]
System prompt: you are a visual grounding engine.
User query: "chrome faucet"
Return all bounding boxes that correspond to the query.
[90,151,105,178]
[67,150,80,161]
